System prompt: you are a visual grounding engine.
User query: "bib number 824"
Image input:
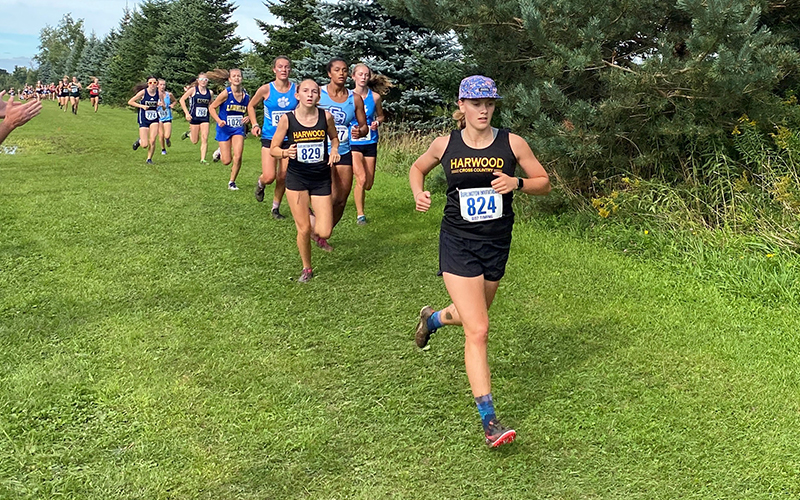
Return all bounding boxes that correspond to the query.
[458,188,503,223]
[466,195,497,216]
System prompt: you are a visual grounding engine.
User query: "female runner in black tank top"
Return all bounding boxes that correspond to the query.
[179,72,214,164]
[409,76,551,448]
[128,76,161,164]
[270,79,340,283]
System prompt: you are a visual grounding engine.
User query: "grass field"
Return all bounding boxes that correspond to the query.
[3,103,800,499]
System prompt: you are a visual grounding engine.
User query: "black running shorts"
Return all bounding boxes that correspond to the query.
[286,170,332,197]
[334,151,353,166]
[438,229,512,282]
[261,138,290,149]
[351,143,377,157]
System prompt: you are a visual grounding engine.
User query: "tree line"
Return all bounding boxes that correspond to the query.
[384,0,800,189]
[28,0,465,126]
[21,0,800,196]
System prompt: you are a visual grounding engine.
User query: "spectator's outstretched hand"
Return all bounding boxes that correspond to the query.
[2,92,42,125]
[0,91,7,118]
[0,91,42,146]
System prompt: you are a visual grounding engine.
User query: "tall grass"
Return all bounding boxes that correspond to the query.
[513,117,800,304]
[376,118,800,304]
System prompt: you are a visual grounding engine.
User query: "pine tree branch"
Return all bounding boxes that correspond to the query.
[603,60,637,73]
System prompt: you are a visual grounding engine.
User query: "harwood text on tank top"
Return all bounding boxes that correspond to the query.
[448,156,505,174]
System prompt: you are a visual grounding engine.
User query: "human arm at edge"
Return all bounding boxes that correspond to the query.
[409,135,449,212]
[208,90,227,127]
[270,114,291,159]
[509,133,550,195]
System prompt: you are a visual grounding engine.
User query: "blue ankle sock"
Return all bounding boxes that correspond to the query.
[475,393,496,430]
[426,310,444,332]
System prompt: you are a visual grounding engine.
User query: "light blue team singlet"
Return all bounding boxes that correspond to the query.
[350,89,378,145]
[318,86,356,156]
[158,92,172,122]
[261,82,298,141]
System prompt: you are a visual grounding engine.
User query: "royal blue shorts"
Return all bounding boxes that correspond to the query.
[215,123,246,142]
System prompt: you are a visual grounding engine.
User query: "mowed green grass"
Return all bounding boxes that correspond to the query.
[2,103,800,499]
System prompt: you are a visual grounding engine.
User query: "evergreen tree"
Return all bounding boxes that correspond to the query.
[148,0,243,87]
[76,33,104,84]
[64,34,86,76]
[385,0,800,183]
[253,0,329,77]
[0,69,9,91]
[296,0,465,125]
[97,29,119,83]
[103,2,168,105]
[37,61,53,85]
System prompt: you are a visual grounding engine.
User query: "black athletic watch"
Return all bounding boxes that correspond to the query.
[516,177,523,190]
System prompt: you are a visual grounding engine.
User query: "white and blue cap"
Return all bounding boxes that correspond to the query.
[458,75,502,100]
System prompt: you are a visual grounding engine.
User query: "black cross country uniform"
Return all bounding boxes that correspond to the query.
[137,89,160,128]
[285,109,332,197]
[438,128,517,281]
[190,87,212,125]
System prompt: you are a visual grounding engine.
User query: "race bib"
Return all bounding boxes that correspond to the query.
[158,108,169,120]
[297,142,324,164]
[226,115,243,128]
[336,125,348,143]
[352,127,372,142]
[145,110,158,121]
[271,110,289,126]
[458,188,503,223]
[195,107,208,118]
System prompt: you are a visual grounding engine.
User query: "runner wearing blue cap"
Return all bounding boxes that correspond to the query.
[409,75,551,448]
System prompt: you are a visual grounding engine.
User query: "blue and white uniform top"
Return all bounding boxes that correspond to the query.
[318,86,356,156]
[262,82,298,141]
[190,87,212,122]
[139,88,160,125]
[158,92,173,122]
[350,89,378,145]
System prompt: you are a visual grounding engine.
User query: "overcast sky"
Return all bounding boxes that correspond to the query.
[0,0,277,71]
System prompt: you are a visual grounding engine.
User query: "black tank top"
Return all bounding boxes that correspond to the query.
[286,108,330,179]
[440,129,517,239]
[139,89,160,123]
